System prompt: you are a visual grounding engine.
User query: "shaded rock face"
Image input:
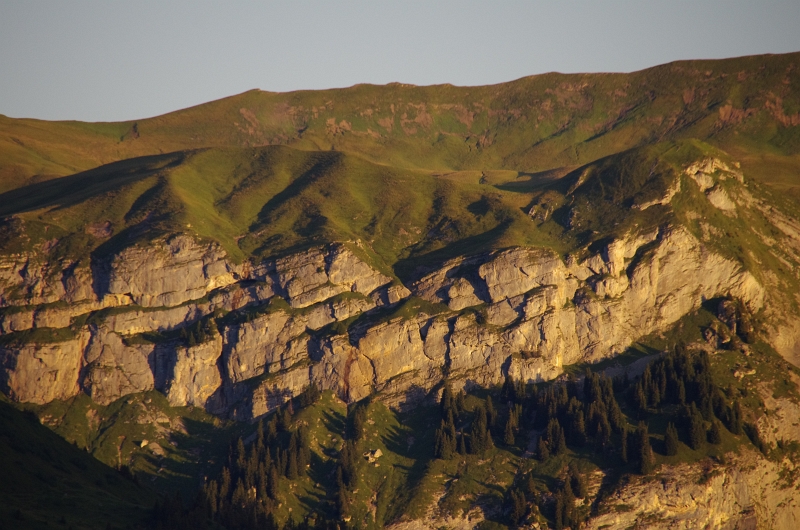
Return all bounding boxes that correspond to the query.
[0,227,765,418]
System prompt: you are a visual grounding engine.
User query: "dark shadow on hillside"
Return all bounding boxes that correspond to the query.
[393,220,513,281]
[0,151,186,217]
[251,152,341,229]
[494,166,575,194]
[320,409,346,438]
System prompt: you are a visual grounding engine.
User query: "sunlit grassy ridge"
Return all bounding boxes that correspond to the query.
[3,133,799,293]
[0,143,566,276]
[2,52,800,195]
[1,52,799,279]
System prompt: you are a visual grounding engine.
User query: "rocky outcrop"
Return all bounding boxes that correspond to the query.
[82,330,155,405]
[97,235,236,308]
[0,331,89,404]
[0,223,768,418]
[162,335,223,408]
[586,450,800,530]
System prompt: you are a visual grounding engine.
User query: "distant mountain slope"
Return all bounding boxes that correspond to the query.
[2,52,800,195]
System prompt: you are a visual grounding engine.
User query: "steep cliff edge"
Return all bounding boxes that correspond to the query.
[0,221,767,417]
[6,140,800,421]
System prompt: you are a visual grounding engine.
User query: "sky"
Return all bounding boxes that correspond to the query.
[2,1,800,123]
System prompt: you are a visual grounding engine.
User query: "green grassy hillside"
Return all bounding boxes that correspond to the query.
[2,52,800,195]
[0,143,560,274]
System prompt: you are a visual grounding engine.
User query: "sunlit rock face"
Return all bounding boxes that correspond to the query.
[0,225,764,418]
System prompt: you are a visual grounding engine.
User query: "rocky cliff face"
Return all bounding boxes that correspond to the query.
[582,449,800,529]
[0,220,766,418]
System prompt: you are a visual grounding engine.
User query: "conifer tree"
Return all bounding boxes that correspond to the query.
[569,463,588,499]
[456,390,466,417]
[731,400,743,435]
[554,492,565,530]
[637,421,654,474]
[470,404,492,454]
[509,488,526,525]
[572,410,587,446]
[620,428,629,463]
[688,404,706,450]
[504,417,515,446]
[441,382,454,417]
[536,437,550,461]
[708,420,722,445]
[525,474,537,500]
[351,405,367,441]
[664,422,679,456]
[553,421,567,455]
[501,375,517,404]
[486,396,497,432]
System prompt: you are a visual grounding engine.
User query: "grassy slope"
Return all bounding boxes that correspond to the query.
[2,134,799,291]
[0,143,561,275]
[0,52,799,280]
[22,390,247,500]
[0,395,156,530]
[2,52,800,194]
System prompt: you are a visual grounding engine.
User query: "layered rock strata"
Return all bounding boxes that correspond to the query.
[1,228,763,417]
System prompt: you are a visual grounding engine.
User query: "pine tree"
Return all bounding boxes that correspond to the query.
[352,405,367,441]
[688,404,706,450]
[524,473,537,500]
[279,407,292,432]
[536,437,550,461]
[504,417,515,446]
[434,421,455,459]
[232,479,246,508]
[266,464,279,500]
[441,382,454,417]
[607,399,625,433]
[486,396,497,432]
[266,416,278,442]
[236,438,246,472]
[456,390,466,417]
[554,423,567,455]
[620,428,629,463]
[509,488,526,525]
[708,420,722,445]
[554,492,565,530]
[287,449,299,479]
[664,422,679,456]
[220,467,231,501]
[470,404,491,454]
[635,381,648,416]
[501,375,517,404]
[562,479,575,528]
[731,400,743,435]
[569,463,588,499]
[636,421,654,475]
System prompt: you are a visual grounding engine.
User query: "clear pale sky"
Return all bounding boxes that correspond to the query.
[2,1,800,122]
